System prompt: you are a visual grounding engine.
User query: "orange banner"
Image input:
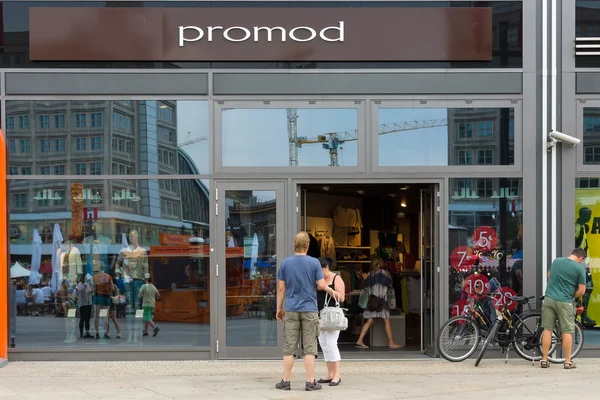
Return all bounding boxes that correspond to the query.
[159,233,192,246]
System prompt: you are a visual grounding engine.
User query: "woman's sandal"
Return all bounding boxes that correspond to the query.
[564,361,577,369]
[540,360,550,368]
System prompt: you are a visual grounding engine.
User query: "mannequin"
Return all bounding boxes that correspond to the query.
[83,223,112,273]
[575,207,596,327]
[114,230,149,311]
[226,231,236,247]
[58,241,83,286]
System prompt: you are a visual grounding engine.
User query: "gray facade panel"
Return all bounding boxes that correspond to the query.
[5,73,208,95]
[576,73,600,94]
[213,73,523,95]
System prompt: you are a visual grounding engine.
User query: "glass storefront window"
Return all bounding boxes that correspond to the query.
[574,178,600,342]
[221,108,359,167]
[448,178,523,320]
[6,100,210,175]
[224,190,277,347]
[8,178,210,348]
[378,108,515,166]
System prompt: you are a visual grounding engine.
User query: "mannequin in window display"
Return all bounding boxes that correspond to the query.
[58,240,83,286]
[575,207,596,327]
[114,230,149,312]
[84,223,111,274]
[226,231,237,247]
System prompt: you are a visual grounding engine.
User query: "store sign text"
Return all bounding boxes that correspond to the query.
[179,22,345,46]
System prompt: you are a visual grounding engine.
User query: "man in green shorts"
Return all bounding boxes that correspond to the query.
[541,248,587,369]
[275,232,336,391]
[138,276,160,337]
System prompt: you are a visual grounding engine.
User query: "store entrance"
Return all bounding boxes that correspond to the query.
[298,183,439,357]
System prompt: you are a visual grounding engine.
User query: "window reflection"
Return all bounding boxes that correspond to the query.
[225,190,277,347]
[583,108,600,164]
[6,100,209,175]
[9,178,211,348]
[378,108,514,166]
[448,178,523,320]
[221,108,359,167]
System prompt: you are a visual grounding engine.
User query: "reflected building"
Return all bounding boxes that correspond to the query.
[7,100,209,256]
[447,108,520,242]
[583,108,600,166]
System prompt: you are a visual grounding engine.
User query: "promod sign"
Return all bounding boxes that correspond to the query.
[29,8,492,62]
[179,22,345,46]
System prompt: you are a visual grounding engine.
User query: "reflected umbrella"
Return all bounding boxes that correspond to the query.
[29,229,42,285]
[51,223,64,293]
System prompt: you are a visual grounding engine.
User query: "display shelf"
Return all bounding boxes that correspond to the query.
[335,246,371,250]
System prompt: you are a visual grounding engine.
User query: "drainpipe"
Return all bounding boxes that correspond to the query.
[541,0,549,294]
[550,0,558,267]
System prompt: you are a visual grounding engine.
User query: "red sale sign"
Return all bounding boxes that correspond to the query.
[450,246,478,272]
[472,226,498,252]
[451,299,473,317]
[463,274,490,300]
[490,287,517,312]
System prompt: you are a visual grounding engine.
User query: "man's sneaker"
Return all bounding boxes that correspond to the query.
[153,327,160,337]
[305,380,322,391]
[275,380,291,390]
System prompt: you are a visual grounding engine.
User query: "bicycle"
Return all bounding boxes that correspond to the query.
[438,291,584,366]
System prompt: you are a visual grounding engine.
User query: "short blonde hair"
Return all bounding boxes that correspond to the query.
[370,256,384,273]
[294,231,310,253]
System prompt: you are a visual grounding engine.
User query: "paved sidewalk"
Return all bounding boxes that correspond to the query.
[0,358,597,399]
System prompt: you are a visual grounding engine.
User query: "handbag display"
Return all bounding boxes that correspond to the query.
[319,291,348,332]
[388,287,397,310]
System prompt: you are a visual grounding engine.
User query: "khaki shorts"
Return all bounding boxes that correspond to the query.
[283,311,319,356]
[541,297,576,334]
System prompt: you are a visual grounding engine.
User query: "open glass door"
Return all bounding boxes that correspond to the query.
[420,186,439,356]
[216,182,285,358]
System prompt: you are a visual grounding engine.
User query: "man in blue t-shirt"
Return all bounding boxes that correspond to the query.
[275,231,335,392]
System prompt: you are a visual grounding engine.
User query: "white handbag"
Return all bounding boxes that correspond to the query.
[319,291,348,332]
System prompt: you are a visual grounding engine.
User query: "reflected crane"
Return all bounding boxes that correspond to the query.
[180,131,208,147]
[287,108,448,166]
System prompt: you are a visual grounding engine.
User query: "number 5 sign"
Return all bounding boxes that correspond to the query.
[472,226,498,252]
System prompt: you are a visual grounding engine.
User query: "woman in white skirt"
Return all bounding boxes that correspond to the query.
[317,257,346,387]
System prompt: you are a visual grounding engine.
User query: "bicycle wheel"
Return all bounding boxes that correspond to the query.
[512,312,557,362]
[548,321,585,364]
[474,320,500,367]
[437,316,481,362]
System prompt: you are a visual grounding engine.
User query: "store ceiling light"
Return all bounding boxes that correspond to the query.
[357,190,365,195]
[160,104,168,108]
[400,186,409,190]
[388,193,397,198]
[400,202,407,208]
[322,186,330,192]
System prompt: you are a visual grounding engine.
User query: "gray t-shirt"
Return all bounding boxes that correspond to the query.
[277,255,324,313]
